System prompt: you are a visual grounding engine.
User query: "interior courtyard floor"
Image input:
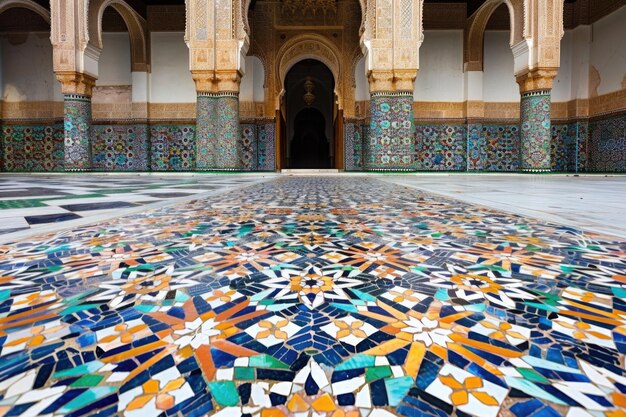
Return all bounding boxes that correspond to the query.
[0,174,625,417]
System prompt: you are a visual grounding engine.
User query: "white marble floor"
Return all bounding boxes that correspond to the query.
[382,174,626,238]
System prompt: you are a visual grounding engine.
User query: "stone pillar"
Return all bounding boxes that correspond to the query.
[516,69,557,172]
[56,72,96,172]
[193,71,242,170]
[364,71,416,171]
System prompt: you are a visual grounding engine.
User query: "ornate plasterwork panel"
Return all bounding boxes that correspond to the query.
[247,0,362,117]
[464,0,564,76]
[50,0,90,74]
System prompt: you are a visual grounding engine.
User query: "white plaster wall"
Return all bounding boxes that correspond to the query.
[590,5,626,95]
[551,31,573,102]
[150,32,196,103]
[414,30,464,102]
[354,56,369,101]
[483,31,519,102]
[96,32,132,86]
[240,56,265,102]
[1,33,62,102]
[570,25,592,100]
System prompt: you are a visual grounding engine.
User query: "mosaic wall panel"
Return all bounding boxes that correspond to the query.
[1,124,64,171]
[366,93,415,170]
[415,124,466,171]
[467,123,486,171]
[92,124,149,171]
[343,121,364,171]
[64,94,93,171]
[149,124,196,171]
[520,92,552,171]
[588,113,626,172]
[240,124,258,171]
[482,124,520,171]
[257,123,276,171]
[196,94,218,170]
[551,122,588,173]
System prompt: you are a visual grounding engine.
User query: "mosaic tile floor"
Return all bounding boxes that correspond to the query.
[0,175,267,235]
[0,177,625,417]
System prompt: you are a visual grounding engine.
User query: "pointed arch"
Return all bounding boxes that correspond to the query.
[88,0,150,72]
[0,0,50,23]
[464,0,524,71]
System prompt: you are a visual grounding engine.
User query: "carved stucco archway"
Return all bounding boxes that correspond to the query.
[0,0,50,23]
[464,0,524,71]
[275,34,342,110]
[88,0,150,72]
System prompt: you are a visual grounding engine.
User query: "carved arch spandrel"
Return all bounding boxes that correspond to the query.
[275,34,343,110]
[0,0,50,23]
[88,0,150,72]
[464,0,524,72]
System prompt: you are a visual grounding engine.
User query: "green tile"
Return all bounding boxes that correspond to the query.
[366,366,392,381]
[234,367,255,380]
[0,199,47,209]
[517,368,550,383]
[70,374,105,387]
[249,354,290,369]
[207,381,240,406]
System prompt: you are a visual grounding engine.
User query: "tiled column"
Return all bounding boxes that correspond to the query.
[196,92,219,170]
[364,71,416,171]
[215,92,241,169]
[516,69,557,172]
[56,72,96,172]
[193,71,242,170]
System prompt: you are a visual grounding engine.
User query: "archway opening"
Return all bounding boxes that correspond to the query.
[291,108,330,168]
[284,59,335,169]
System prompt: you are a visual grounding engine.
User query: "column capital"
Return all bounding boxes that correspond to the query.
[215,70,242,93]
[55,71,97,97]
[368,70,417,93]
[516,68,559,94]
[192,70,242,94]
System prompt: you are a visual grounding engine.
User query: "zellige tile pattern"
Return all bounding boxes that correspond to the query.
[0,177,625,417]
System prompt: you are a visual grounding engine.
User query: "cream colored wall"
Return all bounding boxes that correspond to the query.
[590,5,626,96]
[483,31,519,102]
[552,31,573,102]
[240,56,265,102]
[414,30,464,102]
[1,32,62,103]
[150,32,196,103]
[354,57,369,101]
[96,33,132,86]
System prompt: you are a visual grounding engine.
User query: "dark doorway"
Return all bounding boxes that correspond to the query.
[291,108,330,168]
[284,59,335,169]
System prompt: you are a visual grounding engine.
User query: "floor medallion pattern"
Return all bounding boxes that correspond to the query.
[0,177,625,417]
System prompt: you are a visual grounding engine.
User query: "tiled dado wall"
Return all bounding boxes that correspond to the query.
[0,121,276,172]
[344,112,626,172]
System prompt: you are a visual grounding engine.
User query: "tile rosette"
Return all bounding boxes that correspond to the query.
[0,177,626,416]
[520,91,552,172]
[63,94,93,171]
[365,92,415,170]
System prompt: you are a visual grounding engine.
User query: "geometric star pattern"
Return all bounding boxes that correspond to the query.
[0,177,625,417]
